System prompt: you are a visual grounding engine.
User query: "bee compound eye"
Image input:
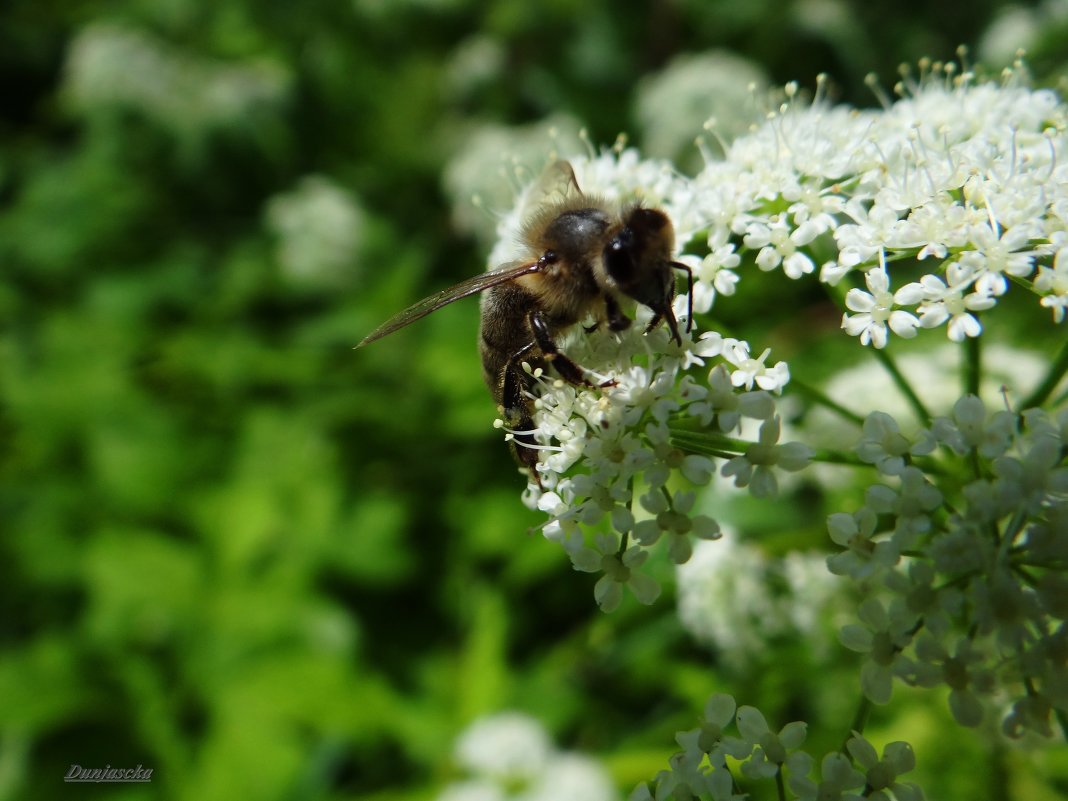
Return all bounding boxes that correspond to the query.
[604,237,635,281]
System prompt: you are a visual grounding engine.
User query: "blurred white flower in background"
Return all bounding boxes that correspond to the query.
[438,711,618,801]
[63,23,289,136]
[442,115,587,245]
[443,35,507,101]
[791,0,866,47]
[677,535,845,668]
[265,176,366,288]
[800,343,1052,448]
[634,50,768,173]
[454,711,553,783]
[977,1,1068,65]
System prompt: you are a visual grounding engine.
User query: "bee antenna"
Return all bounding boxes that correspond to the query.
[671,261,694,333]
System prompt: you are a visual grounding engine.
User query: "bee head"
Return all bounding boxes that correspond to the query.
[603,208,688,344]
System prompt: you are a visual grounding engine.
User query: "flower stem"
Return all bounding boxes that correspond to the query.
[808,447,877,468]
[962,332,981,397]
[841,696,872,753]
[668,428,748,458]
[1056,706,1068,741]
[789,378,866,426]
[873,347,931,426]
[1020,334,1068,410]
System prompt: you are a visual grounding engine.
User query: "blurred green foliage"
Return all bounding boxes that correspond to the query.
[1,1,1066,800]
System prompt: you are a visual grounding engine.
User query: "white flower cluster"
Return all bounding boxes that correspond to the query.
[633,50,769,171]
[677,537,846,668]
[467,62,1068,798]
[265,175,366,288]
[830,397,1068,737]
[63,23,289,136]
[632,693,923,801]
[443,115,587,245]
[437,711,617,801]
[481,65,1067,614]
[668,62,1068,335]
[516,320,807,612]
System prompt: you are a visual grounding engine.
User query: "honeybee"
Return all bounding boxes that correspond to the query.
[358,161,692,480]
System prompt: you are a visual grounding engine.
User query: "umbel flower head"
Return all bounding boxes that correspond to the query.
[438,711,616,801]
[514,318,805,611]
[461,57,1068,801]
[834,399,1068,736]
[671,59,1067,337]
[633,692,926,801]
[485,59,1065,613]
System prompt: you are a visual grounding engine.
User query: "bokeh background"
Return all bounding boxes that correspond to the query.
[3,2,1068,800]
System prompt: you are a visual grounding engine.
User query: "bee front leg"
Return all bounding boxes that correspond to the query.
[529,311,615,389]
[604,294,632,332]
[584,295,631,334]
[497,348,543,484]
[500,341,537,422]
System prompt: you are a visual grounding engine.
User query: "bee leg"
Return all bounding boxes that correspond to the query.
[584,296,631,334]
[644,310,683,346]
[500,342,536,422]
[605,294,632,332]
[497,349,544,485]
[529,311,616,389]
[509,408,543,487]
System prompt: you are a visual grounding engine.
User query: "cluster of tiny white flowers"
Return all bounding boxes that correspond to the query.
[438,711,617,801]
[442,116,588,245]
[657,61,1068,339]
[633,49,769,171]
[63,23,289,136]
[264,175,366,288]
[830,396,1068,737]
[677,536,847,668]
[632,693,923,801]
[481,66,1067,617]
[513,319,807,612]
[468,60,1068,798]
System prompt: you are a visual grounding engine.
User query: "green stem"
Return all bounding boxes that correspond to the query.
[668,437,742,461]
[873,347,931,426]
[660,484,673,506]
[842,696,872,753]
[1056,707,1068,741]
[1020,335,1068,410]
[1012,557,1068,570]
[789,378,866,426]
[963,333,981,398]
[775,765,786,801]
[1001,508,1030,550]
[668,429,750,457]
[671,428,930,471]
[808,448,877,468]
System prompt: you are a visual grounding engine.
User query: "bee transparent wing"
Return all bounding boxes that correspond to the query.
[517,160,583,220]
[356,260,539,347]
